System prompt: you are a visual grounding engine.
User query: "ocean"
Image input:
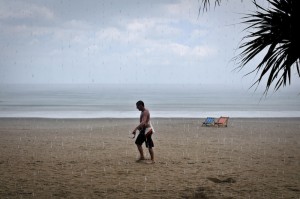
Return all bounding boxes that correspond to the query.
[0,84,299,118]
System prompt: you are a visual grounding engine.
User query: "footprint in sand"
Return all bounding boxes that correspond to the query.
[207,177,236,183]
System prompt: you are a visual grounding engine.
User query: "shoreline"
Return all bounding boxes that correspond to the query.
[1,116,300,119]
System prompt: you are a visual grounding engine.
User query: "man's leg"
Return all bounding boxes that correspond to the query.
[137,144,145,160]
[146,135,155,163]
[148,148,155,163]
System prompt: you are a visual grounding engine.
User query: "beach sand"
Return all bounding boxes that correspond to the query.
[0,118,299,199]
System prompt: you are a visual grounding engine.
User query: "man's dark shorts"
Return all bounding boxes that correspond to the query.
[135,129,154,148]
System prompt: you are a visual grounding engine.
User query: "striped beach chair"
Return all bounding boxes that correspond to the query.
[214,116,229,127]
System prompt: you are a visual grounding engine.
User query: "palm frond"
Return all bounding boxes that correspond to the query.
[199,0,222,12]
[236,0,300,94]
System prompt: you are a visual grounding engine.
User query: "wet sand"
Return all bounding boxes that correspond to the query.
[0,118,299,198]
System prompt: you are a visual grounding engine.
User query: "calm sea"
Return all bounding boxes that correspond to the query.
[0,84,299,118]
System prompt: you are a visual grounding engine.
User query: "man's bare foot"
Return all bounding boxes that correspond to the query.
[136,157,146,162]
[146,160,155,164]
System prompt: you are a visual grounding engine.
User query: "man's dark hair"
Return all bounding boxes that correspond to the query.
[136,100,144,107]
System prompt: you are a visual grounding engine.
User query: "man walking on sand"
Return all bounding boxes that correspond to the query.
[132,100,155,163]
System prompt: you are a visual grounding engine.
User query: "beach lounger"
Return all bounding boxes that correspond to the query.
[214,116,229,127]
[202,117,215,127]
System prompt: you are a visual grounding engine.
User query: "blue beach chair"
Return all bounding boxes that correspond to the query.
[202,117,215,127]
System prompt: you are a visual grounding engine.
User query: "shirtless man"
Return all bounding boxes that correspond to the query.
[132,100,155,163]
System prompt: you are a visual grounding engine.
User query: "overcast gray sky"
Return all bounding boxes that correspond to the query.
[0,0,299,91]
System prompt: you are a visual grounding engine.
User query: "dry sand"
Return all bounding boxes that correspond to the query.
[0,118,299,199]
